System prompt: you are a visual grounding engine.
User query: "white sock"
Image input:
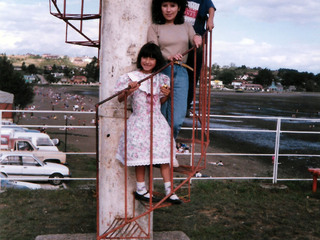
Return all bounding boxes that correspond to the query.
[136,182,147,194]
[164,182,180,200]
[164,181,171,195]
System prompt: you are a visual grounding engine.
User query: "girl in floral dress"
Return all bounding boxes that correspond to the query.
[115,42,182,204]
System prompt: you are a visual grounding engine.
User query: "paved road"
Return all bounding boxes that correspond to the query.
[37,74,48,84]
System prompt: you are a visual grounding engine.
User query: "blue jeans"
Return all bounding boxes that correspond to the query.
[161,65,189,139]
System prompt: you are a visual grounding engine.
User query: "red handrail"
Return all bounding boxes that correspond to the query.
[96,30,212,239]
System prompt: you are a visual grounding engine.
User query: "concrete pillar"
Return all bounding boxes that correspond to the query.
[98,0,152,237]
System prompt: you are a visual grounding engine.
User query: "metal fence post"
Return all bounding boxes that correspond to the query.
[273,118,281,184]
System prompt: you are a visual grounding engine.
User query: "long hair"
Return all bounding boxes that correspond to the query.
[137,42,166,72]
[152,0,188,25]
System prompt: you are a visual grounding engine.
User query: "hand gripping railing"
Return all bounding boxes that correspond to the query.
[95,30,213,239]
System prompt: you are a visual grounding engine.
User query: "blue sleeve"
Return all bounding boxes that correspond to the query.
[207,0,216,11]
[198,0,216,17]
[212,3,216,11]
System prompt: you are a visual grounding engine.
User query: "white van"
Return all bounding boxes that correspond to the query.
[12,132,60,151]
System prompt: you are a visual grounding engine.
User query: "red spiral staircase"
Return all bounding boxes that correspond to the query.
[49,1,213,239]
[95,32,213,239]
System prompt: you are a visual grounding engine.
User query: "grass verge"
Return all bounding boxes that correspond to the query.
[0,189,96,240]
[154,181,320,240]
[1,181,320,240]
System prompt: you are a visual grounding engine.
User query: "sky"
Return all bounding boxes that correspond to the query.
[0,0,319,74]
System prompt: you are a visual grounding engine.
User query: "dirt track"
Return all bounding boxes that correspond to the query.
[17,85,99,153]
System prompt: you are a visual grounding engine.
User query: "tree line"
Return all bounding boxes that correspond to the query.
[0,55,99,109]
[2,55,320,110]
[0,55,34,109]
[213,64,320,92]
[22,56,99,84]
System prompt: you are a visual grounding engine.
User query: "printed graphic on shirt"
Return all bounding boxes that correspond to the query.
[184,1,200,26]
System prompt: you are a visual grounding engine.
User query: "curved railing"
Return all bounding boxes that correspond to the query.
[95,31,212,239]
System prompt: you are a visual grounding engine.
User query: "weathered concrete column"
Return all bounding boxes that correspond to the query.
[98,0,152,237]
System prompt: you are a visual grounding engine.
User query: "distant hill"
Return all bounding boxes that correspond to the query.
[7,54,92,69]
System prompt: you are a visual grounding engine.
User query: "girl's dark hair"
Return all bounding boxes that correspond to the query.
[137,42,166,72]
[152,0,188,25]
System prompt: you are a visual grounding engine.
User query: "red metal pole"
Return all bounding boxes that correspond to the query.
[63,0,66,18]
[148,75,154,234]
[80,0,84,32]
[312,174,318,193]
[95,103,100,240]
[191,46,197,170]
[170,62,174,191]
[124,93,128,221]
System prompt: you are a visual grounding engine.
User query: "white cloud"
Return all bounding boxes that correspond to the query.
[0,1,98,56]
[239,38,255,45]
[1,0,319,74]
[213,38,320,73]
[260,55,288,64]
[211,0,320,73]
[0,30,22,50]
[214,0,320,24]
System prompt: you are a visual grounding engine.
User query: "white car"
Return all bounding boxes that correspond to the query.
[0,153,70,185]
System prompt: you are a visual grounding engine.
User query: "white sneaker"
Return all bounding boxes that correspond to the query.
[167,193,182,204]
[217,161,224,166]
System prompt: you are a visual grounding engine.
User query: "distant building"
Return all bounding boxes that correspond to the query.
[239,74,250,80]
[83,56,93,63]
[268,81,283,92]
[60,77,70,84]
[243,84,263,91]
[0,90,14,122]
[232,80,248,88]
[23,74,37,83]
[211,80,224,89]
[71,57,84,64]
[70,56,93,65]
[70,75,87,84]
[26,53,37,57]
[51,73,65,78]
[42,54,60,60]
[288,85,297,92]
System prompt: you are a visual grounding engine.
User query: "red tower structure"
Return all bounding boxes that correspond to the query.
[95,32,213,239]
[49,0,101,56]
[49,1,213,239]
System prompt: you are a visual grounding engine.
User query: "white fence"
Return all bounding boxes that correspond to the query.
[1,110,320,184]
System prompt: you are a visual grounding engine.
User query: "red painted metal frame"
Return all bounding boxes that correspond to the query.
[49,0,101,52]
[308,168,320,193]
[95,31,212,239]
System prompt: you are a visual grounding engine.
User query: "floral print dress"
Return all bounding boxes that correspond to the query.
[115,70,175,166]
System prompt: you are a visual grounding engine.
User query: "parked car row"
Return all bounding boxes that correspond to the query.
[1,128,60,151]
[0,172,42,189]
[0,123,70,185]
[0,153,70,185]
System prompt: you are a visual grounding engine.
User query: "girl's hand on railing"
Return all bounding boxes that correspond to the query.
[128,81,140,92]
[118,81,140,102]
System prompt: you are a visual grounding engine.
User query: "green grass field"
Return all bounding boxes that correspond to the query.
[1,181,320,240]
